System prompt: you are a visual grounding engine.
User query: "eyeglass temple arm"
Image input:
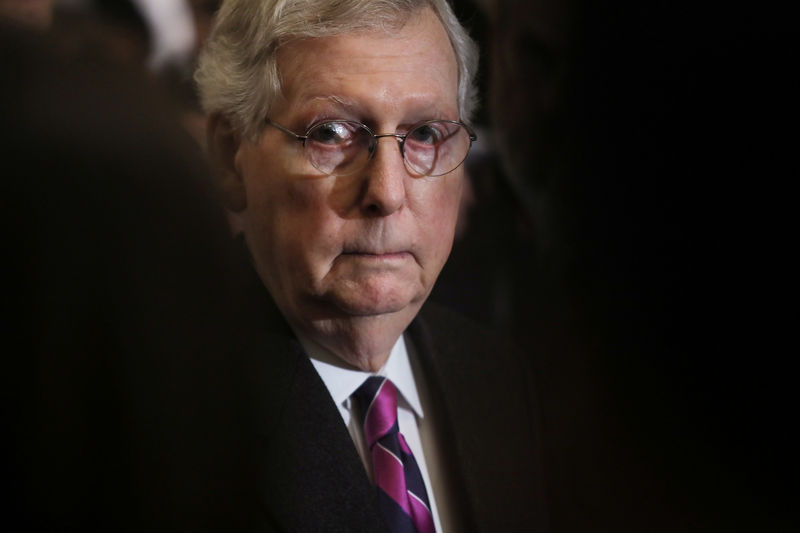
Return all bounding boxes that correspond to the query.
[265,119,307,142]
[461,121,477,142]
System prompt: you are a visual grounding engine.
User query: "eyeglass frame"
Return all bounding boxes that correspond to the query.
[264,117,477,177]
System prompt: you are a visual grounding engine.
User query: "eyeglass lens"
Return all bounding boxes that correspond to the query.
[304,121,472,177]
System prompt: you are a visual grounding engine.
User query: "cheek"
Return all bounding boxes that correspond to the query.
[281,181,344,250]
[244,174,343,273]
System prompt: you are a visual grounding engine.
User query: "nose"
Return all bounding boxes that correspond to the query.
[359,137,407,216]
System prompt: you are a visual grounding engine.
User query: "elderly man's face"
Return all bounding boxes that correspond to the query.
[233,8,462,333]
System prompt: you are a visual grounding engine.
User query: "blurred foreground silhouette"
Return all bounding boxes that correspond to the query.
[435,1,795,531]
[1,22,262,532]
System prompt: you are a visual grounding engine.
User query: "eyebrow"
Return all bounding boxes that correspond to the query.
[308,95,359,109]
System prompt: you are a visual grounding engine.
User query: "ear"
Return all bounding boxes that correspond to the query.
[207,114,247,212]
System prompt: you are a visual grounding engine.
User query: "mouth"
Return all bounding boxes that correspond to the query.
[341,250,411,261]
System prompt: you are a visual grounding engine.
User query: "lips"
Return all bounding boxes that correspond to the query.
[341,250,410,259]
[343,248,403,254]
[339,244,415,265]
[341,242,411,255]
[340,233,416,262]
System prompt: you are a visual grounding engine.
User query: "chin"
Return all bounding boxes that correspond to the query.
[326,281,424,318]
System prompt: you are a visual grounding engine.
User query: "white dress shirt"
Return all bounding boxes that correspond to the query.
[301,334,446,533]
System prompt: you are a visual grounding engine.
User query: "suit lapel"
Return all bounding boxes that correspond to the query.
[408,304,549,533]
[406,310,481,533]
[249,292,387,532]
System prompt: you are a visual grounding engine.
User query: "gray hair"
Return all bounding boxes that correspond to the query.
[195,0,479,140]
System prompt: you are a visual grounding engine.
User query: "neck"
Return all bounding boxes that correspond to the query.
[292,312,413,372]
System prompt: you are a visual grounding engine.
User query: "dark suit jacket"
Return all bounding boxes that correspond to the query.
[244,285,548,533]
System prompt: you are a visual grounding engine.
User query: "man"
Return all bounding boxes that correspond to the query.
[196,1,546,531]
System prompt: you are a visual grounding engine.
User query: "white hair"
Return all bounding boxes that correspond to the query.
[195,0,479,140]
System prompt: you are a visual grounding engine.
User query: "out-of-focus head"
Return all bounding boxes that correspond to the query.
[484,0,571,188]
[196,0,478,140]
[0,0,53,29]
[197,0,477,369]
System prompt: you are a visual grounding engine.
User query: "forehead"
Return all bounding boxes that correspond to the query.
[273,8,459,121]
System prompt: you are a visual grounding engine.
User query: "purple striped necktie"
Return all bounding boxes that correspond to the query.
[353,376,436,533]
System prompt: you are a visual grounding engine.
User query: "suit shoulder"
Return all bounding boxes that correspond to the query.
[413,301,530,376]
[416,300,521,347]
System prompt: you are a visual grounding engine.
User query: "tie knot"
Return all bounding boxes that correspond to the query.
[353,376,398,448]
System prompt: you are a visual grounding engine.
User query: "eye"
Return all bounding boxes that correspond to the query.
[307,121,357,145]
[407,123,446,146]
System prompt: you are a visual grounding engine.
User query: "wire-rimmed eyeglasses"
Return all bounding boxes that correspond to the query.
[265,118,476,177]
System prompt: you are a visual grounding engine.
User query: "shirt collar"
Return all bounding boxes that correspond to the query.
[301,333,424,419]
